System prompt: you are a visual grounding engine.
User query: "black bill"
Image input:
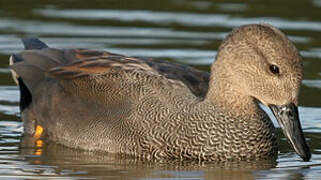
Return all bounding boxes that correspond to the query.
[269,103,311,161]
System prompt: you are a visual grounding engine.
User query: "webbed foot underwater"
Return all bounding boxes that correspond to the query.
[10,24,311,162]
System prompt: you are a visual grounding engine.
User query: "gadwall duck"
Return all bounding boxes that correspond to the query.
[10,24,311,162]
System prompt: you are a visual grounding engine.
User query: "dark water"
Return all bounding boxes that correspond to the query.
[0,0,321,179]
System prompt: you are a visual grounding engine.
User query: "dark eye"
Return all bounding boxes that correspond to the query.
[269,65,280,75]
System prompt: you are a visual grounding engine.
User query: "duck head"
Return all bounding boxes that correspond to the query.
[209,24,311,161]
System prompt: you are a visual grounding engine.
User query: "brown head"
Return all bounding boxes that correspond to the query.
[207,24,310,161]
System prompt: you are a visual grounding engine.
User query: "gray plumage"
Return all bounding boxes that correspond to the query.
[10,24,308,162]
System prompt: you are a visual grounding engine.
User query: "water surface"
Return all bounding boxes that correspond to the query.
[0,0,321,179]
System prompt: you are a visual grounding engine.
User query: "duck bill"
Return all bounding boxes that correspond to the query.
[269,103,311,161]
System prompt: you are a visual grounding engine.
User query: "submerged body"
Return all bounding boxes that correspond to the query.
[10,24,310,161]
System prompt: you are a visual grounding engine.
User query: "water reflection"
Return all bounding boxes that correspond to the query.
[17,135,276,180]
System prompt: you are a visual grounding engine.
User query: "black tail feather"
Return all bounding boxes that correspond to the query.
[22,38,48,50]
[18,77,32,111]
[12,38,50,111]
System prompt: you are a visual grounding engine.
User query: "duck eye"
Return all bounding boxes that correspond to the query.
[269,65,280,75]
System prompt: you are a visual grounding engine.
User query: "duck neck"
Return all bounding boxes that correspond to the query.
[204,65,261,116]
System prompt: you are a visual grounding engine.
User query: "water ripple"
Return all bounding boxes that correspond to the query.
[0,18,226,40]
[303,80,321,89]
[35,9,321,31]
[0,86,19,103]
